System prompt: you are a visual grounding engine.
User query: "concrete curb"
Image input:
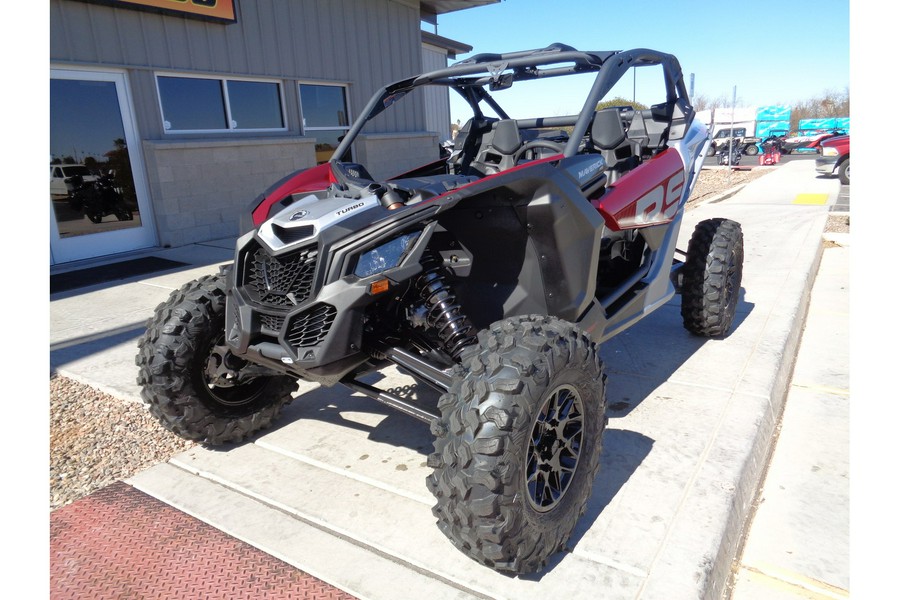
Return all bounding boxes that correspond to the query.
[823,231,850,247]
[695,183,747,208]
[710,231,825,599]
[692,164,783,210]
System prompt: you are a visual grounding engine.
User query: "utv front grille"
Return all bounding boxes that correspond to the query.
[259,314,285,333]
[286,303,337,348]
[244,243,318,309]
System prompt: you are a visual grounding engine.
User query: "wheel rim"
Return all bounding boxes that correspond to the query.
[526,384,584,512]
[200,335,268,409]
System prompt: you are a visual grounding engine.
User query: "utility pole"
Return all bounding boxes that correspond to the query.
[727,85,737,181]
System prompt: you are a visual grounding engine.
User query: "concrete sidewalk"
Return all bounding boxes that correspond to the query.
[730,233,849,599]
[50,159,846,599]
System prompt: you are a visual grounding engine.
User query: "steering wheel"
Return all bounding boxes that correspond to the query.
[512,139,566,163]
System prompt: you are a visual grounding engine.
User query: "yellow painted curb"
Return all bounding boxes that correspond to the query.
[791,382,850,397]
[793,193,828,205]
[739,564,849,599]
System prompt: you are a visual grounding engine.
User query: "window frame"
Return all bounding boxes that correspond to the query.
[298,81,353,163]
[298,81,352,133]
[155,72,288,135]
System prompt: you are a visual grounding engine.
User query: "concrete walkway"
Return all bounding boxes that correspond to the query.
[49,159,846,599]
[730,233,849,599]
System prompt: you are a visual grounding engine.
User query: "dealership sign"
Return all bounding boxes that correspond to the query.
[75,0,237,24]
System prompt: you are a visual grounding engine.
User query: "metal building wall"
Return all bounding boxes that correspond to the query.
[422,43,451,142]
[49,0,427,139]
[49,0,440,249]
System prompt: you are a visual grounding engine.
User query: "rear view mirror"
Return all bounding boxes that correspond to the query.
[490,73,513,91]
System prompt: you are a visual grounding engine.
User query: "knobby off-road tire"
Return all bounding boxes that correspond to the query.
[136,273,297,445]
[426,315,607,574]
[115,206,134,221]
[681,218,744,337]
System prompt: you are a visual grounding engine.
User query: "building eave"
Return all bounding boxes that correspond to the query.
[421,30,472,58]
[419,1,499,25]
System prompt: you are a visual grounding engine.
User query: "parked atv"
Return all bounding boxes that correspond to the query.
[780,128,846,155]
[760,137,783,166]
[68,172,133,223]
[136,43,744,575]
[716,137,743,165]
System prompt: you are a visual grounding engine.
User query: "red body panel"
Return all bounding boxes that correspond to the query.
[821,134,849,156]
[592,149,685,231]
[251,163,338,227]
[804,132,842,149]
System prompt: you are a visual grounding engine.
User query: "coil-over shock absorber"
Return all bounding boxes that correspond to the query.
[413,251,477,360]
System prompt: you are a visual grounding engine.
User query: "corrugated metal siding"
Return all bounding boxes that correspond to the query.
[50,0,426,138]
[422,44,450,140]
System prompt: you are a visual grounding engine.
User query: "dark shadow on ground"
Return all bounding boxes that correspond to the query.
[601,290,753,418]
[50,324,146,373]
[244,370,440,455]
[519,428,655,581]
[49,254,231,301]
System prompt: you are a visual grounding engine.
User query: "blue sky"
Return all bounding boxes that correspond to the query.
[433,0,849,118]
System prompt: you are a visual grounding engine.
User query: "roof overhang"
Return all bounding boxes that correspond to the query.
[421,31,472,58]
[419,1,499,25]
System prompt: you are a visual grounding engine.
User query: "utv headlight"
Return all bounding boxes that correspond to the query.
[822,146,839,157]
[354,232,420,278]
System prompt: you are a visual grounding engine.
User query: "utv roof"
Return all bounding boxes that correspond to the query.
[333,43,689,161]
[395,43,684,92]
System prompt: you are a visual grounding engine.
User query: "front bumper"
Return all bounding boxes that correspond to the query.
[815,156,838,175]
[223,233,372,379]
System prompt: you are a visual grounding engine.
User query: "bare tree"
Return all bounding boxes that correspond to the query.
[789,88,849,130]
[692,93,735,111]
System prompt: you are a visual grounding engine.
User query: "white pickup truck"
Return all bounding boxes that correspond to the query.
[708,127,762,156]
[50,164,97,199]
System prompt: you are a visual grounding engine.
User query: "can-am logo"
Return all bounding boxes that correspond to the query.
[336,202,365,217]
[289,210,309,221]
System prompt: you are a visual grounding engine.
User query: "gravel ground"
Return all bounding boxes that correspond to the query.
[686,166,772,209]
[826,213,850,234]
[49,375,195,511]
[48,165,847,512]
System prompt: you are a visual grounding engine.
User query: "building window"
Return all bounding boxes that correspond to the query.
[299,83,350,163]
[157,75,285,133]
[227,80,284,130]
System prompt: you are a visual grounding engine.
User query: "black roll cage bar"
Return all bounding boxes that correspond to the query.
[332,43,690,162]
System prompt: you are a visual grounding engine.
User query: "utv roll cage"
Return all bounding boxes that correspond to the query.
[332,43,694,162]
[138,42,742,576]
